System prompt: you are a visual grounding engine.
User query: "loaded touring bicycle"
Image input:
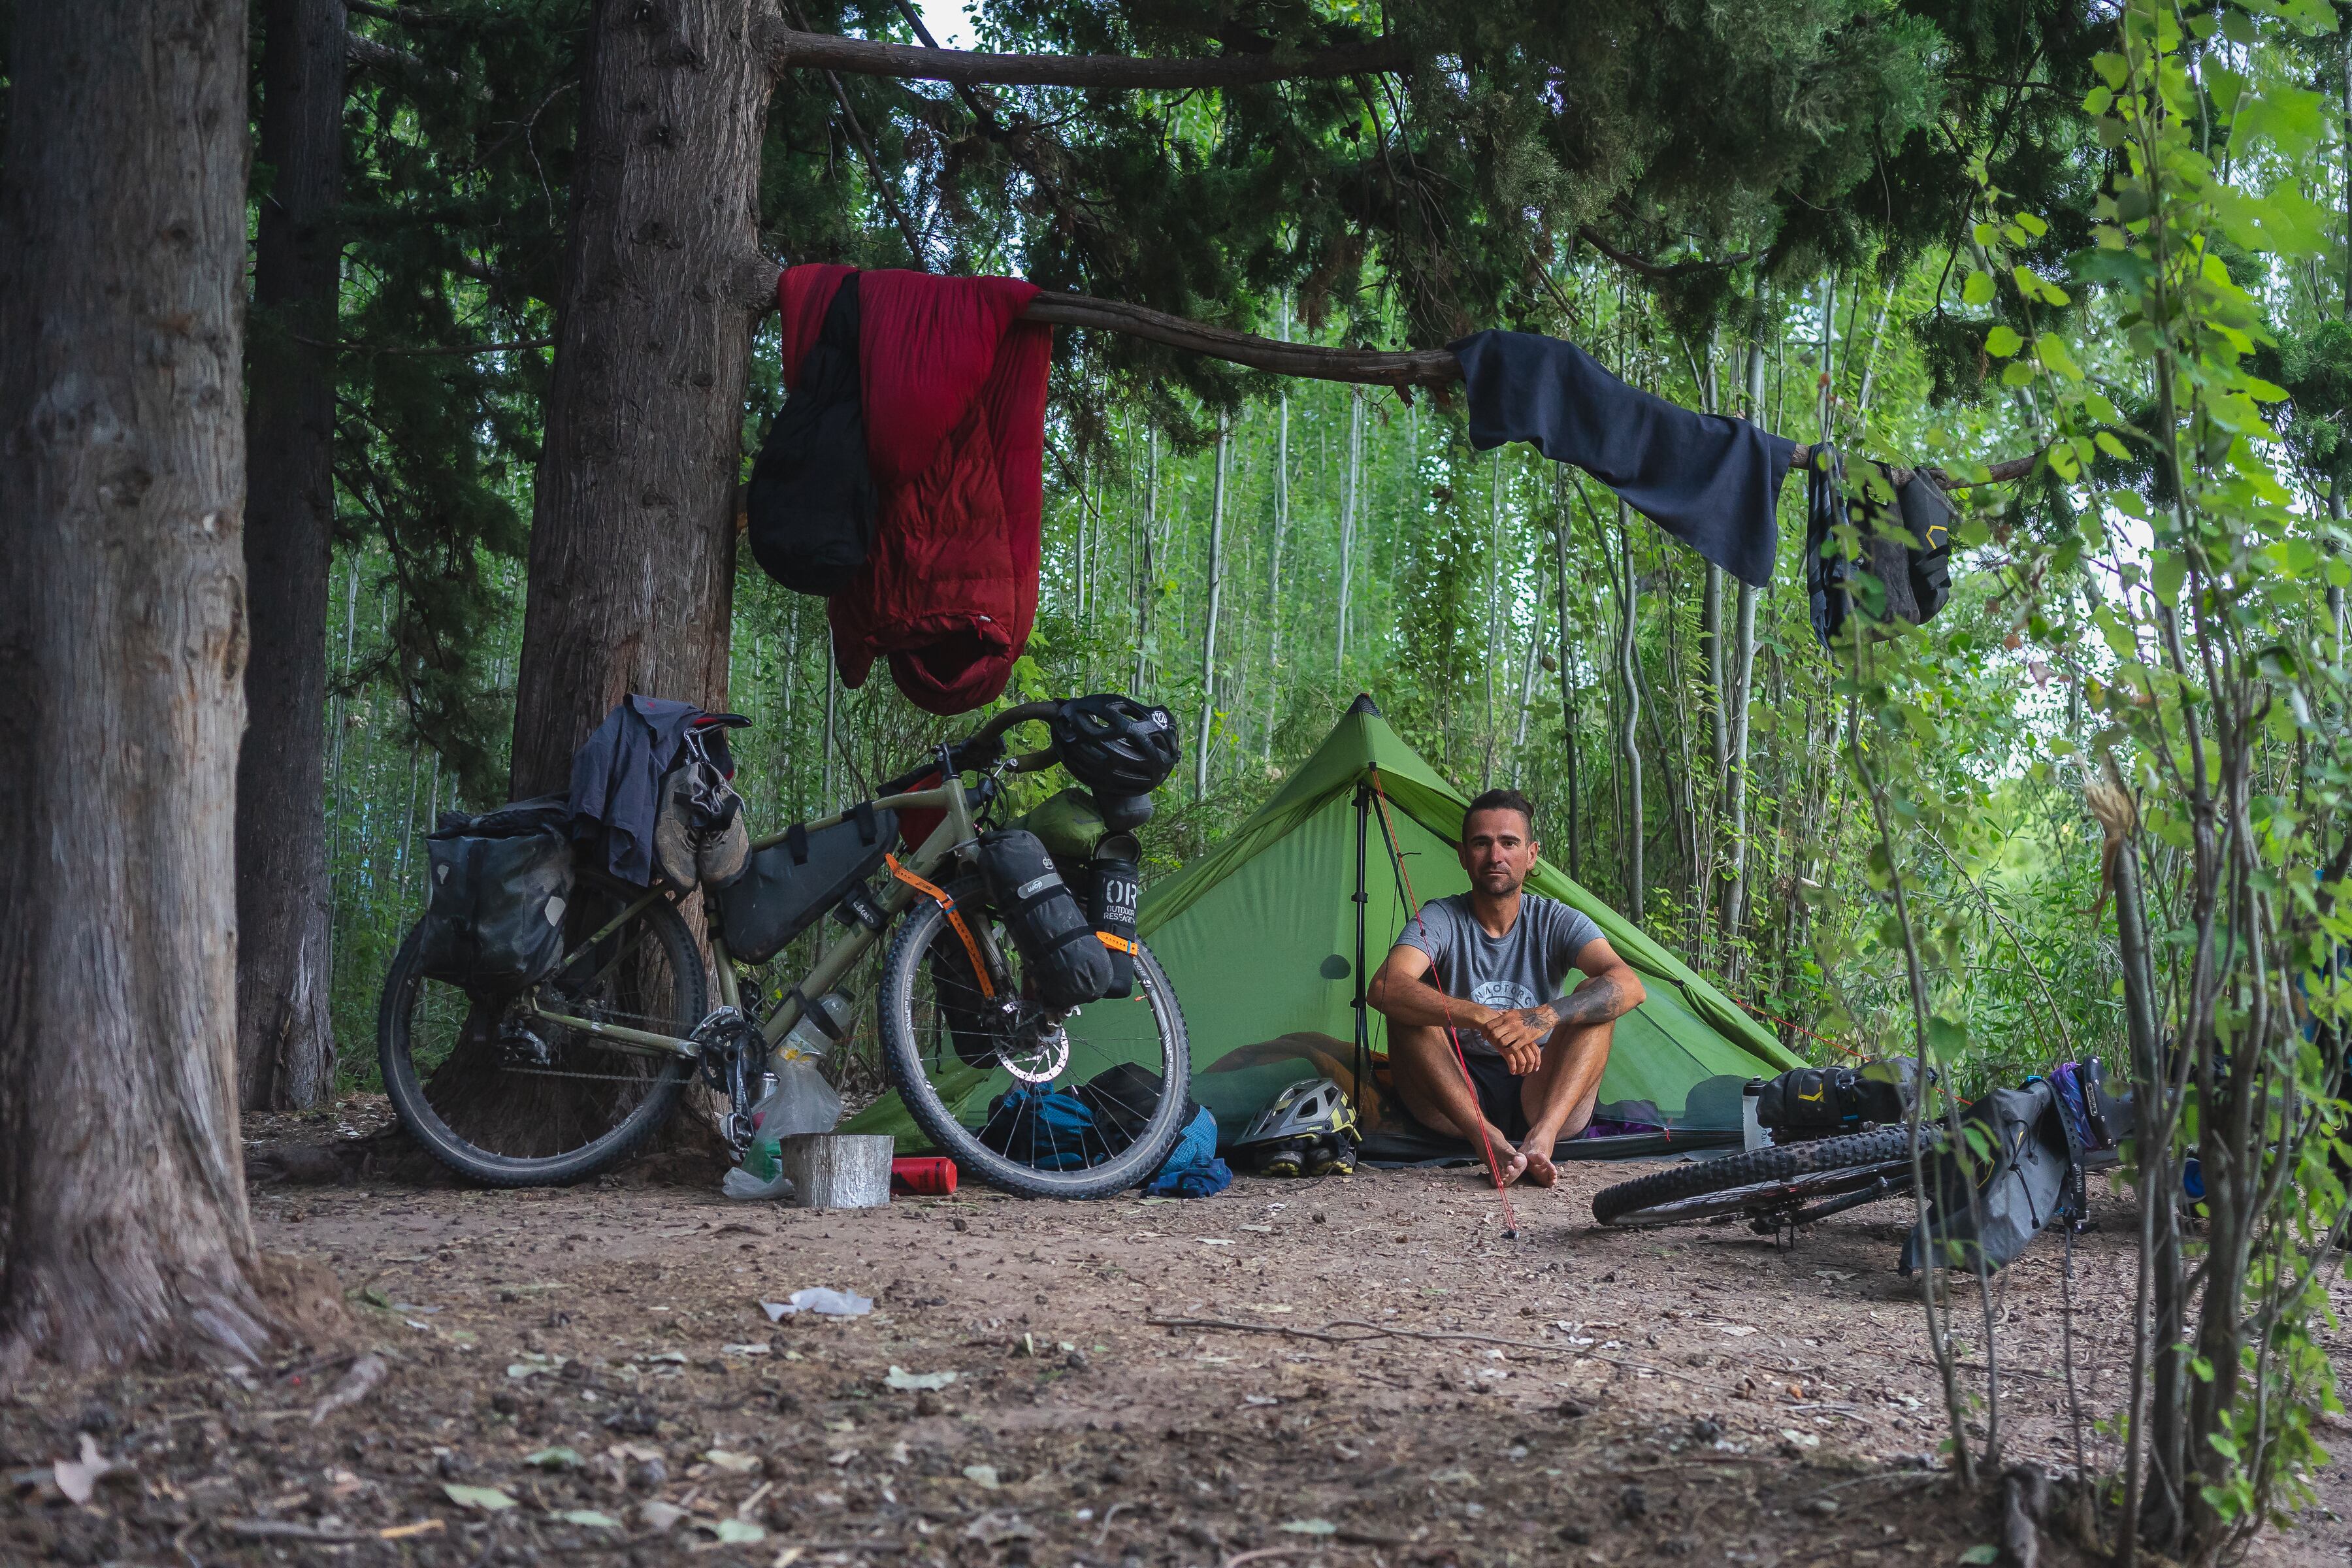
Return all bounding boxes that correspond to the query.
[378,696,1193,1198]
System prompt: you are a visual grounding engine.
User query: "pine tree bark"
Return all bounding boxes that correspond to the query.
[510,0,772,798]
[0,0,281,1371]
[237,0,349,1113]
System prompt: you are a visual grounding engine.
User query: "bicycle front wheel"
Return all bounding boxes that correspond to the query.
[377,868,702,1187]
[1592,1128,1919,1228]
[878,877,1191,1199]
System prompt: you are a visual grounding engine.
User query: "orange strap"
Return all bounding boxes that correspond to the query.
[886,855,995,1000]
[1098,932,1136,954]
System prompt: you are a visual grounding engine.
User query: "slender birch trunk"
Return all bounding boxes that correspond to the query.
[1195,414,1230,800]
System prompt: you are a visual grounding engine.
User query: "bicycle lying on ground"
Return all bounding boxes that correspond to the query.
[1590,1058,2131,1264]
[377,698,1192,1197]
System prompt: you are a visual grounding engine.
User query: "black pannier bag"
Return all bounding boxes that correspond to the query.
[745,270,874,596]
[713,801,899,964]
[1088,834,1142,1000]
[975,829,1115,1011]
[418,794,576,991]
[1901,1079,2076,1276]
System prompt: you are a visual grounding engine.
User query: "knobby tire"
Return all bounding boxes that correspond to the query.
[1591,1128,1919,1228]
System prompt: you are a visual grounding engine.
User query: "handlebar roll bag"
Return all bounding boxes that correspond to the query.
[713,802,900,965]
[975,829,1114,1011]
[417,795,576,992]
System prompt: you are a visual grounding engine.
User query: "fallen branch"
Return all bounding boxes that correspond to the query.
[762,25,1412,90]
[310,1352,387,1425]
[1145,1313,1703,1384]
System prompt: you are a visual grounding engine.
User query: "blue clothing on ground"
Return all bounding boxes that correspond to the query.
[1145,1105,1232,1198]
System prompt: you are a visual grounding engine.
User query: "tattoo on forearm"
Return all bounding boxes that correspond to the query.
[1554,977,1627,1025]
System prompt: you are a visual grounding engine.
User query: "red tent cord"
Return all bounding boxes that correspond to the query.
[1368,781,1522,1235]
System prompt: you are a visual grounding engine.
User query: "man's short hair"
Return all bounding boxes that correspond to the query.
[1463,788,1536,839]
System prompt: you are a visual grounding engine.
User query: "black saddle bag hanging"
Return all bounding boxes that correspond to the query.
[417,794,576,992]
[975,829,1115,1011]
[713,800,898,965]
[1806,448,1957,646]
[745,270,874,596]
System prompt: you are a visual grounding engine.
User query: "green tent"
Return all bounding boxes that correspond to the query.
[845,695,1800,1154]
[1140,695,1803,1148]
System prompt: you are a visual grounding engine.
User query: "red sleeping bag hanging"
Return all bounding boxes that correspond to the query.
[776,264,1052,716]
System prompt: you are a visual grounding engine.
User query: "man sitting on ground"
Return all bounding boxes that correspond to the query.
[1366,789,1645,1188]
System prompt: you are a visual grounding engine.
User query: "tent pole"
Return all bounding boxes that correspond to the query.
[1353,782,1371,1114]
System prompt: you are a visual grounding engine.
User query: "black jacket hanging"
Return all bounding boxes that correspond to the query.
[1805,446,1955,647]
[745,270,874,596]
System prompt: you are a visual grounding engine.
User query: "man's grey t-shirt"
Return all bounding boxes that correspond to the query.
[1394,894,1604,1058]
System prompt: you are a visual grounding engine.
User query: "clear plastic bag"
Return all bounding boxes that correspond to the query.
[722,1165,795,1201]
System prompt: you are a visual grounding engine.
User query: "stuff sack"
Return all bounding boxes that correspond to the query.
[978,1085,1103,1169]
[1088,836,1141,999]
[974,828,1114,1010]
[1901,1079,2076,1276]
[1756,1057,1918,1137]
[713,801,898,964]
[418,794,576,991]
[746,270,874,596]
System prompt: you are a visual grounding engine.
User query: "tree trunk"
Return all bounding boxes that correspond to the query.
[237,0,349,1113]
[1335,390,1362,673]
[510,0,771,799]
[0,0,282,1371]
[1194,414,1229,801]
[1719,329,1769,967]
[1616,500,1644,923]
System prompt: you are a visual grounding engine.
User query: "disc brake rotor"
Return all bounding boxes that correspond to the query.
[999,1017,1071,1085]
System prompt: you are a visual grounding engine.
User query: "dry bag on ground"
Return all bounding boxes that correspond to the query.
[418,794,575,991]
[713,802,898,964]
[975,828,1114,1011]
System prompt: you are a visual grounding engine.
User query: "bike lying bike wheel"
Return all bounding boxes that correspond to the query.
[878,877,1191,1199]
[378,870,702,1186]
[1592,1128,1921,1230]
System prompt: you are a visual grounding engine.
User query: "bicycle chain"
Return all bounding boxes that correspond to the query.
[491,1066,674,1084]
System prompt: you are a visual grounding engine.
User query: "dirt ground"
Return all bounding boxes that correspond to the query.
[5,1102,2351,1568]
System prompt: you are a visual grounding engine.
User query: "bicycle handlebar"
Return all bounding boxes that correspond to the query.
[970,700,1062,744]
[954,699,1062,774]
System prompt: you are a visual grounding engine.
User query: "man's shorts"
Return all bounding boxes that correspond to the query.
[1451,1049,1531,1141]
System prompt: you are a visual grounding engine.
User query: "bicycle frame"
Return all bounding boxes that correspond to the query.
[521,776,1003,1061]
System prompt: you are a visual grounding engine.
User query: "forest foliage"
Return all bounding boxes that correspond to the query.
[86,0,2352,1548]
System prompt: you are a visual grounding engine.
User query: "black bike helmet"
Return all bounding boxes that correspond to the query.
[1051,694,1178,798]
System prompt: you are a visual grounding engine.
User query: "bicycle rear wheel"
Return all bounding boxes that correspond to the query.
[877,877,1191,1199]
[1592,1128,1920,1228]
[378,869,702,1186]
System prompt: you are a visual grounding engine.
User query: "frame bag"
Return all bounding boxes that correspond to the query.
[418,794,576,992]
[713,802,900,964]
[975,829,1114,1011]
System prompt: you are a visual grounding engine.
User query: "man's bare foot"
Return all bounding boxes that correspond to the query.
[1520,1144,1558,1187]
[1493,1145,1529,1188]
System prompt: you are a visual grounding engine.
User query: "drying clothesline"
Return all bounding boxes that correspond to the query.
[1016,288,2044,489]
